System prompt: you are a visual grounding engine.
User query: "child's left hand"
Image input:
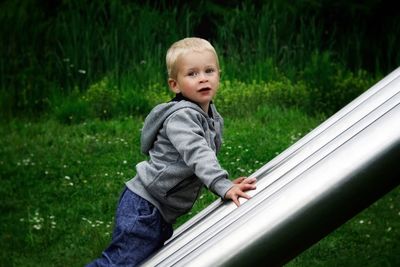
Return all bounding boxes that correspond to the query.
[225,177,257,206]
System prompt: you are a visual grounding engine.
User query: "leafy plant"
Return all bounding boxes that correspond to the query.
[84,77,118,120]
[54,96,89,125]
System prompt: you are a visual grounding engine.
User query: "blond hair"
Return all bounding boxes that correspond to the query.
[166,37,220,79]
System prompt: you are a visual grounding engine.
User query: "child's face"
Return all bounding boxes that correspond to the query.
[168,50,220,112]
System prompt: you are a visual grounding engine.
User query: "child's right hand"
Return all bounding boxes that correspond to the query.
[224,177,257,207]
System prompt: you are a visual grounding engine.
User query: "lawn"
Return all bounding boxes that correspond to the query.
[1,104,398,266]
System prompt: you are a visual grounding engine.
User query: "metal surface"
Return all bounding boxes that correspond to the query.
[141,67,400,267]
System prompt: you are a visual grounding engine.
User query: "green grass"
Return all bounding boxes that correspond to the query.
[0,117,144,266]
[2,0,398,118]
[1,104,399,266]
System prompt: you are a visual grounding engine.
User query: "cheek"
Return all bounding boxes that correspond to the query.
[212,77,220,87]
[180,80,195,91]
[182,79,193,87]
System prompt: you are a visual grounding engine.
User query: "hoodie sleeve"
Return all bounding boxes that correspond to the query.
[165,108,233,198]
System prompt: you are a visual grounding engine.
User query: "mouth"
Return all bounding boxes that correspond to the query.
[198,87,211,93]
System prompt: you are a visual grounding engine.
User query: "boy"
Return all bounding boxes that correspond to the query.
[87,37,257,267]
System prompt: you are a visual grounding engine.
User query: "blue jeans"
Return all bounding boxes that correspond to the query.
[87,188,173,267]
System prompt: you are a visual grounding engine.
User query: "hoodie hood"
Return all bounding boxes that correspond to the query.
[140,97,211,155]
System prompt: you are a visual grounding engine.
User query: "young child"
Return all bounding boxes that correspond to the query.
[87,37,257,267]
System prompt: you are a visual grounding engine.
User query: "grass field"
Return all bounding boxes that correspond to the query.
[1,104,399,266]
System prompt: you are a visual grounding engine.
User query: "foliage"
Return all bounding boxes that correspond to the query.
[301,52,376,115]
[52,79,172,124]
[215,79,308,116]
[84,77,118,120]
[0,0,187,117]
[49,65,375,125]
[110,81,172,119]
[0,0,398,118]
[53,91,89,124]
[215,66,374,118]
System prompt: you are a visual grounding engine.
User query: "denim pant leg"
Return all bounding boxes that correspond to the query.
[87,188,173,267]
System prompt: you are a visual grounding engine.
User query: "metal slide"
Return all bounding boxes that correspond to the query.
[141,67,400,267]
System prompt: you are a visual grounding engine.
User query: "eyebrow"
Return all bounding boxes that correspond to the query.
[185,65,216,70]
[184,67,198,72]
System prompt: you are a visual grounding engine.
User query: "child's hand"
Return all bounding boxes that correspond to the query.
[225,177,257,207]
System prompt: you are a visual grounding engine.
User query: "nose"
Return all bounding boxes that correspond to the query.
[199,72,208,82]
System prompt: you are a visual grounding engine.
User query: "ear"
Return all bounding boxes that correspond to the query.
[168,78,180,94]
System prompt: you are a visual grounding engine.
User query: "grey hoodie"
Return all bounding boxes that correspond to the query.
[126,97,233,224]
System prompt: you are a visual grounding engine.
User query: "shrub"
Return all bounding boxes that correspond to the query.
[117,88,152,117]
[216,66,374,118]
[216,79,310,117]
[53,91,89,124]
[301,51,375,115]
[216,80,262,116]
[142,83,173,108]
[84,77,118,120]
[117,82,172,117]
[265,79,310,109]
[331,69,375,111]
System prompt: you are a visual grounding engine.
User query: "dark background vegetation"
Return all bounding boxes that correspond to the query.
[1,0,399,119]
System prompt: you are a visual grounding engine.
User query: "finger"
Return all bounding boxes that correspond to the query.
[232,196,240,207]
[243,177,257,184]
[238,191,251,200]
[240,183,257,191]
[233,177,246,184]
